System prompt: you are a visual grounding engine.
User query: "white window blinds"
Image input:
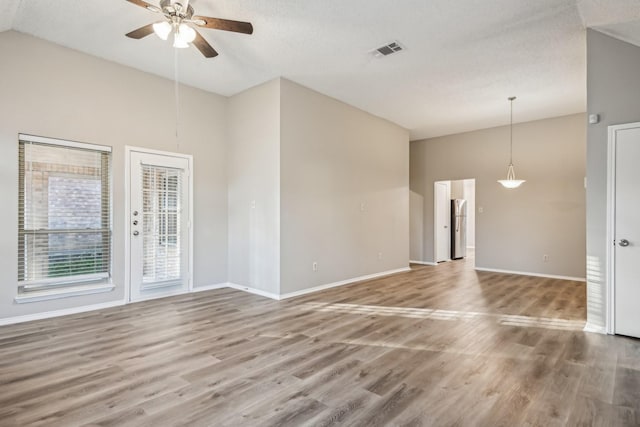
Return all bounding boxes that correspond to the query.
[18,135,112,293]
[141,165,182,289]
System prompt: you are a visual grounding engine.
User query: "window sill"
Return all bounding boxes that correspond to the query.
[14,283,115,304]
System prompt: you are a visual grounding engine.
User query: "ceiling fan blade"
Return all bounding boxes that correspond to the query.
[126,24,155,39]
[192,31,219,58]
[125,0,161,12]
[192,16,253,34]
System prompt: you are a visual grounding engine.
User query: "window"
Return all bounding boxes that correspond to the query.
[18,134,112,295]
[141,165,182,284]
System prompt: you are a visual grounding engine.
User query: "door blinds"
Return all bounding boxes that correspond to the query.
[141,164,183,289]
[18,136,111,293]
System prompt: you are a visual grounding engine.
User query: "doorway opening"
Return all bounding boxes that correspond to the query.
[434,179,476,266]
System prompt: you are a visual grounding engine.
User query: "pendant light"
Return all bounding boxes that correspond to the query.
[498,96,526,189]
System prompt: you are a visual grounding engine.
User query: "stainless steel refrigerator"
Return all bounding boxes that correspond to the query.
[451,199,467,259]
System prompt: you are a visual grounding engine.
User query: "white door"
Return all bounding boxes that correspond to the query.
[129,150,191,302]
[612,123,640,338]
[435,182,450,262]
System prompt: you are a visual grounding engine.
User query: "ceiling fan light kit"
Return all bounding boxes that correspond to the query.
[172,23,196,48]
[497,96,526,189]
[125,0,254,58]
[152,21,171,40]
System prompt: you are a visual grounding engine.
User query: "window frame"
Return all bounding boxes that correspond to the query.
[16,134,114,302]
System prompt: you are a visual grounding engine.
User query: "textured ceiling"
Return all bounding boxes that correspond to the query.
[4,0,640,139]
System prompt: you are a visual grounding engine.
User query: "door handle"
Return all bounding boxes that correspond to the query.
[133,231,139,236]
[619,239,630,247]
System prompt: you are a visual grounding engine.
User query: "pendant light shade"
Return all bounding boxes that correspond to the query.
[498,96,526,189]
[498,164,525,188]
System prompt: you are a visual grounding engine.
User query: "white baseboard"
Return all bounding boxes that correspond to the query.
[474,266,586,282]
[191,283,228,293]
[410,260,437,266]
[279,267,411,300]
[0,300,125,326]
[226,283,280,300]
[583,322,607,334]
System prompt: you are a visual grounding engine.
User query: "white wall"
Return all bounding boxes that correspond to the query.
[411,113,586,279]
[586,30,640,330]
[227,79,281,295]
[280,79,410,294]
[0,31,228,320]
[450,180,464,199]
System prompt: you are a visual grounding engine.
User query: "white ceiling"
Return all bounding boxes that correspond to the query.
[3,0,640,139]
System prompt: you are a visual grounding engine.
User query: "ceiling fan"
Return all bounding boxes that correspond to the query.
[125,0,253,58]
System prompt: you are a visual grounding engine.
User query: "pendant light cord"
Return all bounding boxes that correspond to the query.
[174,48,180,152]
[509,96,515,165]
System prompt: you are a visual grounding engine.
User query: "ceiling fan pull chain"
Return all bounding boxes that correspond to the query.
[174,47,180,152]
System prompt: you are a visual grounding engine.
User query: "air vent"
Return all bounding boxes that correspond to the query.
[372,41,404,58]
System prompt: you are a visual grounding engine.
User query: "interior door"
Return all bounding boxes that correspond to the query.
[435,182,450,262]
[130,150,190,302]
[613,123,640,338]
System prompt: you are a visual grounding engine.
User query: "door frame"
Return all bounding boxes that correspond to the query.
[124,146,194,303]
[606,122,640,334]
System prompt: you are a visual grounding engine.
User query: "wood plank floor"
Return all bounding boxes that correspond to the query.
[1,257,639,426]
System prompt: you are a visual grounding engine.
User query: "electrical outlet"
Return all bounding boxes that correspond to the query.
[312,262,318,271]
[543,254,549,262]
[378,252,383,260]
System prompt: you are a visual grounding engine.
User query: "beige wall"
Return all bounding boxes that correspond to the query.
[463,179,476,248]
[586,30,640,330]
[4,28,593,321]
[411,113,586,279]
[0,36,410,319]
[227,79,281,295]
[410,191,424,261]
[280,79,410,294]
[0,31,228,319]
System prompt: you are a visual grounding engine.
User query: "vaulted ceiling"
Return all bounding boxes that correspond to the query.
[2,0,640,139]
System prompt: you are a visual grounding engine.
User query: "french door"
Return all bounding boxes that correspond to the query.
[129,149,191,302]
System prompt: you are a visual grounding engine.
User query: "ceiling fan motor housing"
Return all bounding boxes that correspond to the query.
[160,0,194,20]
